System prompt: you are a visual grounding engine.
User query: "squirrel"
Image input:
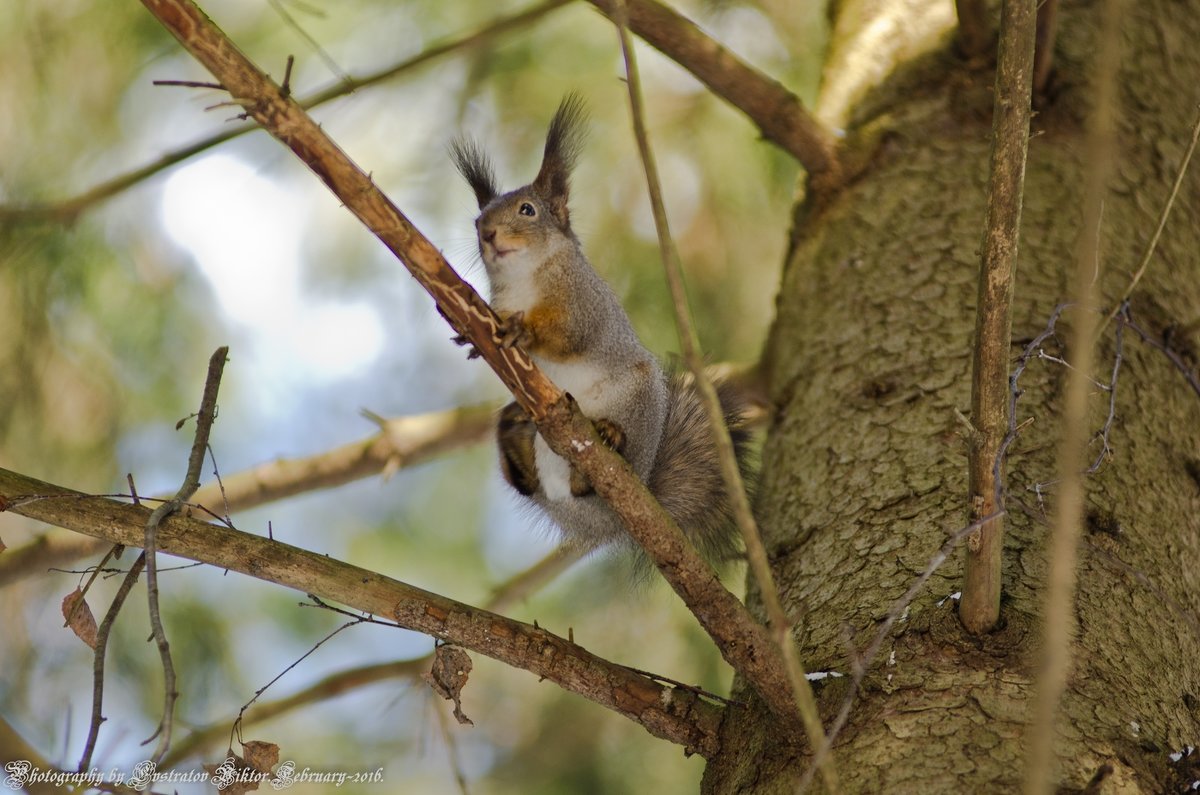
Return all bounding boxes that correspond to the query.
[450,94,750,570]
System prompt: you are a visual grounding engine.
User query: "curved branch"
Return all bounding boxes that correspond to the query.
[0,467,722,758]
[140,0,803,745]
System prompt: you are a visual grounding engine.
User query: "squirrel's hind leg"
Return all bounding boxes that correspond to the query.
[498,402,540,496]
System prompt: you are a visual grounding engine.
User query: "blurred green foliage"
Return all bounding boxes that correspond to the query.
[0,1,824,792]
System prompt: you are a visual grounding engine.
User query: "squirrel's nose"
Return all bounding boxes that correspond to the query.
[481,227,496,244]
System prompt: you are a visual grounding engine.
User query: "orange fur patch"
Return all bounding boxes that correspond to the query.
[523,302,578,359]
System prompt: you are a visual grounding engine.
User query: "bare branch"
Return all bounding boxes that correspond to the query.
[614,5,836,787]
[587,0,840,185]
[1024,0,1128,789]
[78,553,148,773]
[961,0,1037,635]
[0,467,723,758]
[139,0,803,746]
[142,346,229,762]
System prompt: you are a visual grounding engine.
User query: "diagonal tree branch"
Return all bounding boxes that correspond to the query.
[0,467,723,758]
[139,0,804,745]
[586,0,841,186]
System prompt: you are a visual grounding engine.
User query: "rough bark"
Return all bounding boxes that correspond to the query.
[705,0,1200,792]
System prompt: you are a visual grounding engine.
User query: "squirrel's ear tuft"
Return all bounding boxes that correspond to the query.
[534,93,588,227]
[450,137,499,209]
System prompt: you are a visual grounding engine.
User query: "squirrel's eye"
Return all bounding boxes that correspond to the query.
[519,202,536,217]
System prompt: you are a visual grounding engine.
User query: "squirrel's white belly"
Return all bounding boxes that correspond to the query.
[535,356,632,502]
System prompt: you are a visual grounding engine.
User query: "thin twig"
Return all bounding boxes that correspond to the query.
[152,79,223,89]
[142,346,229,762]
[230,610,366,749]
[0,1,570,223]
[1085,306,1125,475]
[961,0,1037,635]
[1124,316,1200,400]
[62,544,123,630]
[77,552,148,772]
[1024,0,1126,788]
[613,1,826,774]
[266,0,350,85]
[1099,103,1200,334]
[995,302,1072,508]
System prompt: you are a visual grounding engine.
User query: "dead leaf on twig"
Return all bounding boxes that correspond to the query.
[204,740,280,795]
[61,588,98,649]
[423,645,474,725]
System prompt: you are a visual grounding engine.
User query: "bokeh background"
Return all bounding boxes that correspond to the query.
[0,2,824,792]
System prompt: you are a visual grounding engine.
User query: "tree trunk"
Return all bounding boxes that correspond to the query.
[705,0,1200,791]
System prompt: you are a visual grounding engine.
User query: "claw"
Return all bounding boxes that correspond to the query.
[497,311,530,349]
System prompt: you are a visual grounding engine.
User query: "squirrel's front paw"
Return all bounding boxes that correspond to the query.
[496,311,533,350]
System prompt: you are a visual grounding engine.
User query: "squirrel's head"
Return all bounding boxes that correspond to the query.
[451,94,587,271]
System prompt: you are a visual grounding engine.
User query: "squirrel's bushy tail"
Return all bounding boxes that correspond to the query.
[638,371,753,575]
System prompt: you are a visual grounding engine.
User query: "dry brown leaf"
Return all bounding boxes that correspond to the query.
[240,740,279,773]
[422,645,474,726]
[61,588,98,649]
[203,741,279,795]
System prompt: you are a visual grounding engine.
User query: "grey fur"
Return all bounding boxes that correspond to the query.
[455,95,748,571]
